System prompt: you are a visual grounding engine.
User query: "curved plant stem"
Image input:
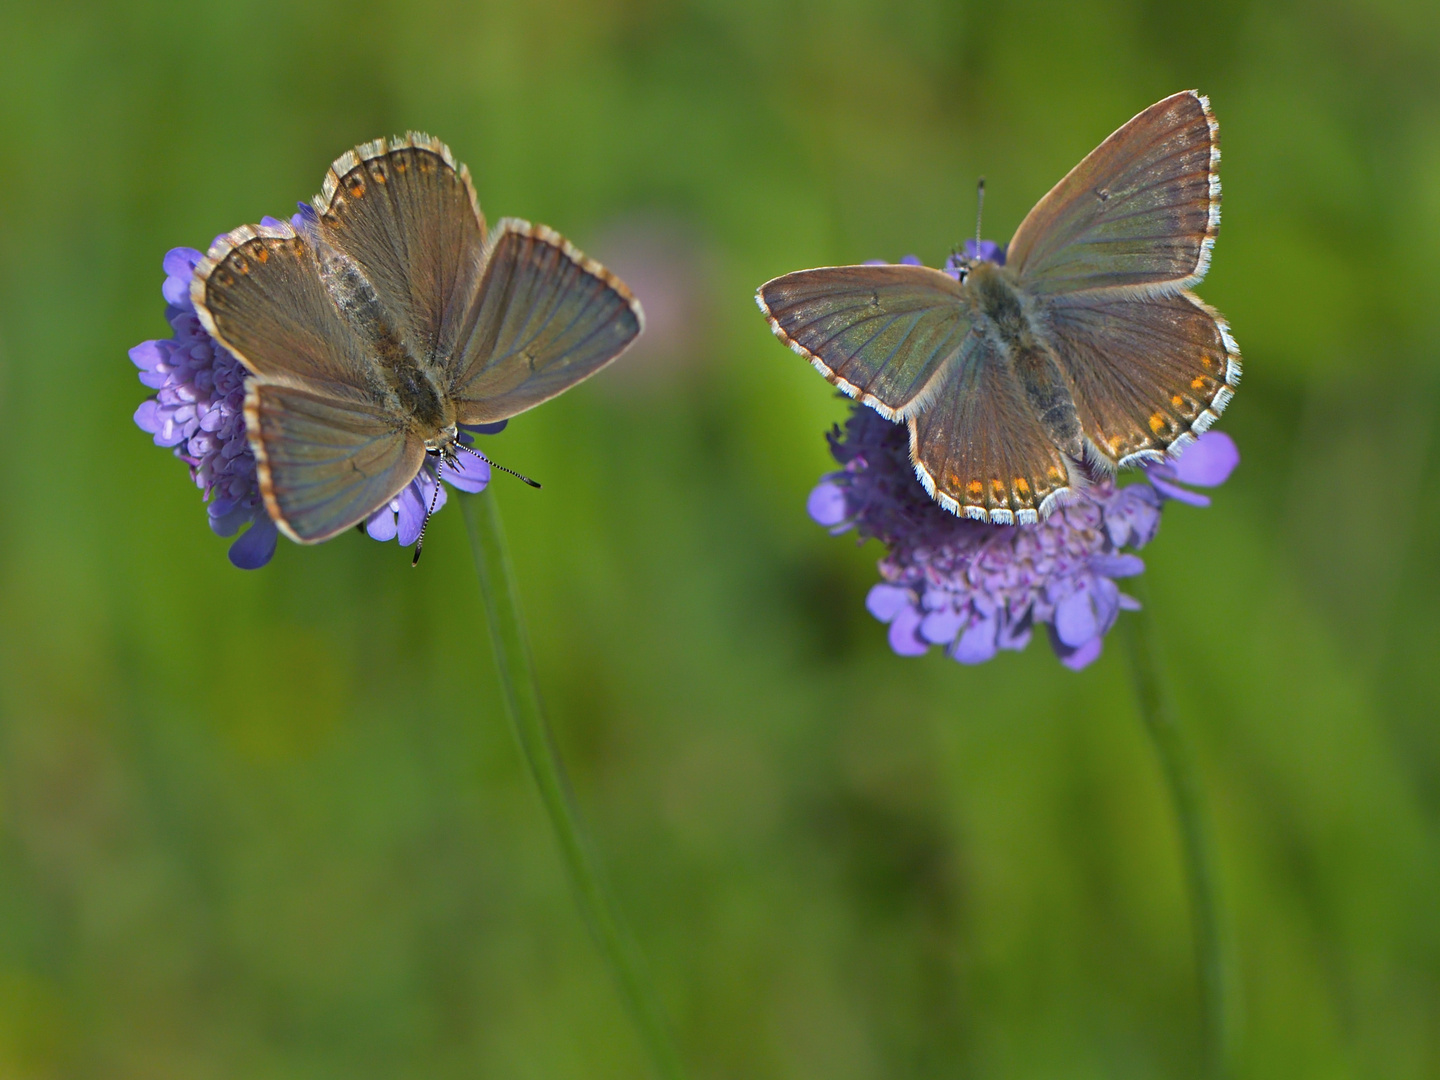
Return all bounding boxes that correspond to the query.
[1122,581,1231,1079]
[462,489,686,1080]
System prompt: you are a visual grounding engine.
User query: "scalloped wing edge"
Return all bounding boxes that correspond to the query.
[314,131,486,238]
[1105,90,1220,300]
[483,216,645,335]
[1114,290,1241,468]
[1018,89,1222,303]
[189,219,304,378]
[242,381,306,544]
[753,276,957,424]
[906,425,1089,526]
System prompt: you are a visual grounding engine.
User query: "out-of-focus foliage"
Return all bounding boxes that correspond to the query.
[0,0,1438,1076]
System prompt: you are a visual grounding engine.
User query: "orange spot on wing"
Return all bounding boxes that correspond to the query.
[1148,413,1165,433]
[966,480,983,498]
[1191,376,1207,390]
[1015,477,1031,495]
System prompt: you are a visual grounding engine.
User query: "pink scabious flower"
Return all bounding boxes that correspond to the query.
[131,211,496,567]
[808,243,1239,671]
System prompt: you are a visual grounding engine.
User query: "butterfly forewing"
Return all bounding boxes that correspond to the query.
[1043,290,1240,466]
[909,333,1077,524]
[757,265,973,419]
[246,382,426,543]
[447,220,643,423]
[193,223,381,400]
[313,133,487,364]
[1007,90,1219,296]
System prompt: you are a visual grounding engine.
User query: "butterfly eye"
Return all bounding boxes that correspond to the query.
[956,265,970,284]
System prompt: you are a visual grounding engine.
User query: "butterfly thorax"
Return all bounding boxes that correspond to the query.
[965,261,1030,346]
[381,349,452,437]
[317,242,454,439]
[964,261,1085,460]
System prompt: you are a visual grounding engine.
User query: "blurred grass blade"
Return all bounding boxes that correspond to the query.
[462,488,687,1080]
[1123,581,1233,1079]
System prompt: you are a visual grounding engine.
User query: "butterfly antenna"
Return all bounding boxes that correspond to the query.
[975,177,986,246]
[411,461,445,567]
[455,442,542,488]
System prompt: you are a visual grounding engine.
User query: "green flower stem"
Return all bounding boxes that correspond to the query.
[462,489,686,1080]
[1122,581,1231,1079]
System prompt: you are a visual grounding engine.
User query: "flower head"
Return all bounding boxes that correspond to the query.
[812,406,1237,670]
[132,239,279,569]
[131,212,495,568]
[810,243,1237,670]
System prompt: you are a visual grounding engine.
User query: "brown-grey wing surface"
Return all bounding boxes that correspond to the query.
[909,334,1079,524]
[246,382,426,543]
[1006,90,1220,297]
[1042,290,1241,467]
[448,219,643,423]
[311,132,487,365]
[192,222,382,400]
[757,264,973,420]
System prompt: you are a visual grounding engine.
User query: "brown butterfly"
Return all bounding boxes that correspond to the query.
[757,90,1239,524]
[192,133,643,545]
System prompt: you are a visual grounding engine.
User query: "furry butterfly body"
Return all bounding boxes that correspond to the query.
[757,90,1239,524]
[191,132,643,544]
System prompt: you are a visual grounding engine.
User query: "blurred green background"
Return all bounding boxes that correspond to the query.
[1,0,1439,1076]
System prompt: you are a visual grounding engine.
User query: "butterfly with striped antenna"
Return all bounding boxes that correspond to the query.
[191,132,643,562]
[757,90,1239,525]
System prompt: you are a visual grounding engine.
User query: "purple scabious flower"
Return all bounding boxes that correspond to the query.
[131,239,279,569]
[131,213,496,568]
[811,407,1238,670]
[807,242,1238,670]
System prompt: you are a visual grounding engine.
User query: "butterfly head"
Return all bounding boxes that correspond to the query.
[424,421,461,457]
[944,239,1008,286]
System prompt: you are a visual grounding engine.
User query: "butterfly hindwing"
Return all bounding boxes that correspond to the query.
[447,219,643,424]
[1007,90,1219,297]
[909,333,1078,524]
[1042,289,1241,466]
[246,382,427,543]
[757,265,973,419]
[312,132,488,365]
